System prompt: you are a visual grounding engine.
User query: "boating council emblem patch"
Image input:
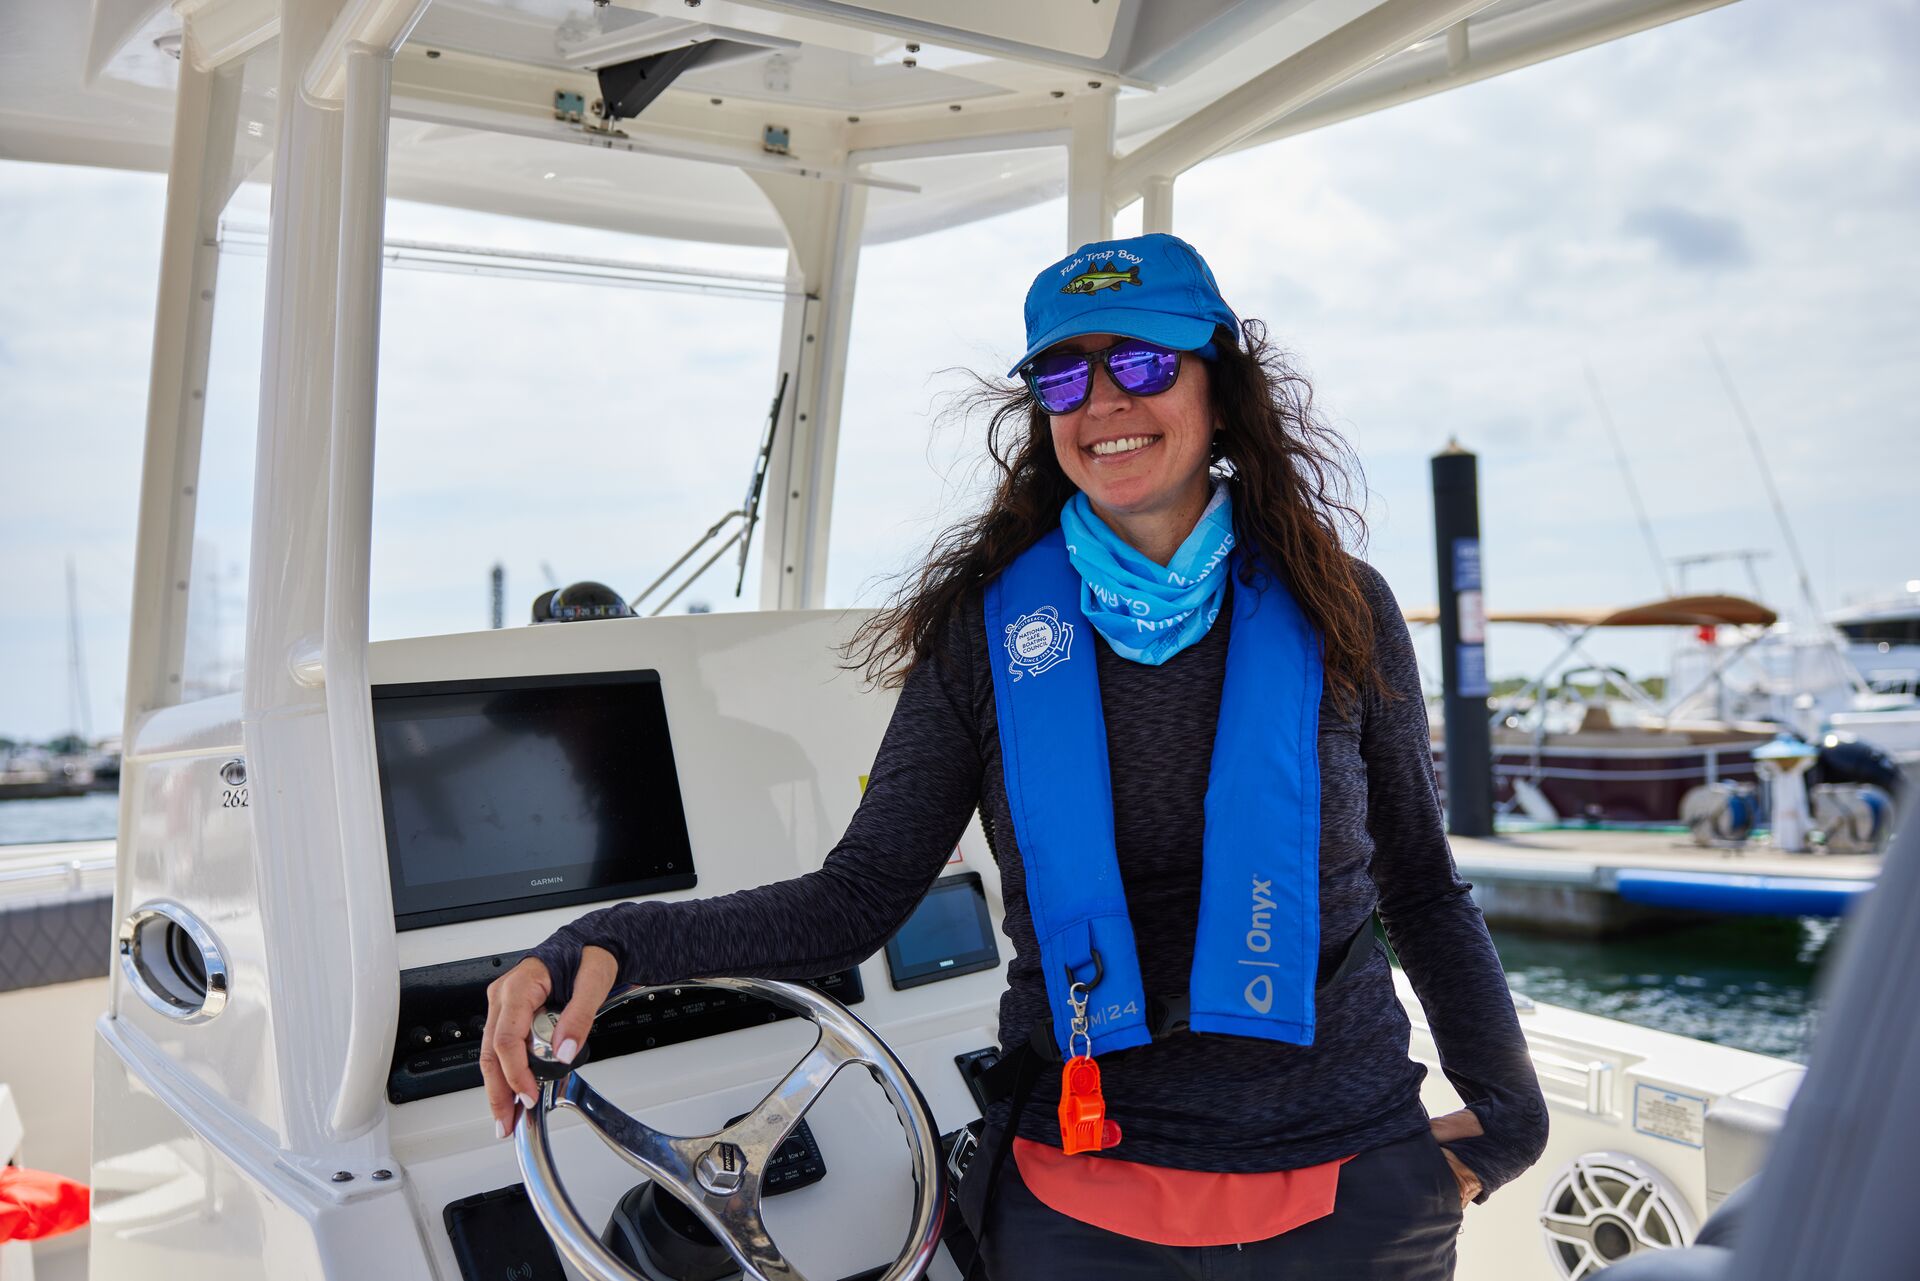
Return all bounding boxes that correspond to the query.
[1005,606,1073,681]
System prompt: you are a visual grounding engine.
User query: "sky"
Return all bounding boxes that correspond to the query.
[3,0,1917,742]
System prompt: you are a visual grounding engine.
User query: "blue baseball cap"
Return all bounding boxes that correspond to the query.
[1008,232,1239,376]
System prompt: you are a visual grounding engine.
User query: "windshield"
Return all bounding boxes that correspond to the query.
[368,197,789,638]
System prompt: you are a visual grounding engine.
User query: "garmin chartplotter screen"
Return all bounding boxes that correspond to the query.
[372,670,696,929]
[884,873,999,989]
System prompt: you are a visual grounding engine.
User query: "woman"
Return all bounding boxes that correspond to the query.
[482,233,1548,1278]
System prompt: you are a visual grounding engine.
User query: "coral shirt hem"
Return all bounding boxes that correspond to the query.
[1011,1136,1355,1248]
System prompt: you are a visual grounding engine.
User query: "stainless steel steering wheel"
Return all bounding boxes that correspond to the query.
[514,977,947,1281]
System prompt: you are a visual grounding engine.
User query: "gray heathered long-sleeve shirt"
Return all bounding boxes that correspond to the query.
[532,561,1548,1202]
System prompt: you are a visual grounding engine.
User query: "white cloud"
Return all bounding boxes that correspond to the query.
[1170,0,1920,662]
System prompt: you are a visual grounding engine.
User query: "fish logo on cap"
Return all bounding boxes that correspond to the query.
[1060,260,1142,295]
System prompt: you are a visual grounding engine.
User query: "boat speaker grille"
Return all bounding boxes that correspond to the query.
[1538,1150,1697,1279]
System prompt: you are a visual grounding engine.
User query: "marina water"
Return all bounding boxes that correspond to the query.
[0,792,117,847]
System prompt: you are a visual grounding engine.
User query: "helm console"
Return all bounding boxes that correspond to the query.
[98,609,1003,1280]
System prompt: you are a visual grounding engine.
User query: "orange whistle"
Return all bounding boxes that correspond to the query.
[1058,1055,1121,1155]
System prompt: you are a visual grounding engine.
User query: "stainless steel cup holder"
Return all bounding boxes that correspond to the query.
[118,901,229,1022]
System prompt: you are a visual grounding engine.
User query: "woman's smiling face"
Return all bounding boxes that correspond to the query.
[1044,333,1215,525]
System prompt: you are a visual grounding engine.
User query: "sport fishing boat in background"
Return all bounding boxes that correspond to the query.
[0,758,94,804]
[1414,591,1913,827]
[1631,579,1920,769]
[1821,588,1920,762]
[1413,595,1779,824]
[1829,584,1920,695]
[0,2,1900,1279]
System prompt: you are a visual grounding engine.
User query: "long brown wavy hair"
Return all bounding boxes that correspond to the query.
[845,319,1386,710]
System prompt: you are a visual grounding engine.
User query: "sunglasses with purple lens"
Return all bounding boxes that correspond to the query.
[1020,337,1184,415]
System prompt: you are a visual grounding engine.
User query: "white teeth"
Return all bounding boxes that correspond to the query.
[1090,435,1156,456]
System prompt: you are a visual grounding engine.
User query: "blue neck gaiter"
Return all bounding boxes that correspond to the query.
[1060,482,1235,666]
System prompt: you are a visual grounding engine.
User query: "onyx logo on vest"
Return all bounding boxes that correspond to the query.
[1004,605,1075,682]
[1243,875,1278,1014]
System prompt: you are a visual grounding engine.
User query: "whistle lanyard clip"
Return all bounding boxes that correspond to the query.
[1067,981,1092,1060]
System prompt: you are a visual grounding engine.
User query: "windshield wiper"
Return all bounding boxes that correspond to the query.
[629,370,789,616]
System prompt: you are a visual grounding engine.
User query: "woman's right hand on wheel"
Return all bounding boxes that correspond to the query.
[480,944,619,1139]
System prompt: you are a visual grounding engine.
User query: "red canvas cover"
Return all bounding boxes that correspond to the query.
[0,1167,89,1242]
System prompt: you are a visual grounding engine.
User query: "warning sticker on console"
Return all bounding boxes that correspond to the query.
[1633,1084,1707,1148]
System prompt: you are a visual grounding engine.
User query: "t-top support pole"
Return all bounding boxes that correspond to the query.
[1141,176,1176,235]
[1067,88,1117,249]
[750,169,869,610]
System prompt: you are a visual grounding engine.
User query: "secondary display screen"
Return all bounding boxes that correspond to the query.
[373,670,696,929]
[884,873,1000,990]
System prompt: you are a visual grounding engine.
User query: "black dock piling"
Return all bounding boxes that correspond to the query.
[1431,440,1494,837]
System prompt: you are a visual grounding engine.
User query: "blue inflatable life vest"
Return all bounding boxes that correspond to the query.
[984,527,1324,1059]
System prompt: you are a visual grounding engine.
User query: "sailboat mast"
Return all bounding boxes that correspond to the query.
[66,555,92,741]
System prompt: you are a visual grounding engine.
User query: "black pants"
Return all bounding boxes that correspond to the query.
[962,1130,1463,1280]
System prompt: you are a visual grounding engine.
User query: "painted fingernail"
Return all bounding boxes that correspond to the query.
[494,1118,506,1141]
[517,1092,536,1111]
[557,1038,579,1064]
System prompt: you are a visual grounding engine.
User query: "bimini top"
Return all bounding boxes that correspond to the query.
[1,0,1742,247]
[1404,595,1780,629]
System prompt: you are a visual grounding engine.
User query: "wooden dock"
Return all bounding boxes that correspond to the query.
[1448,828,1879,938]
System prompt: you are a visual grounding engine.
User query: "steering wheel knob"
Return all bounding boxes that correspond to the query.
[527,1008,583,1081]
[529,1009,561,1058]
